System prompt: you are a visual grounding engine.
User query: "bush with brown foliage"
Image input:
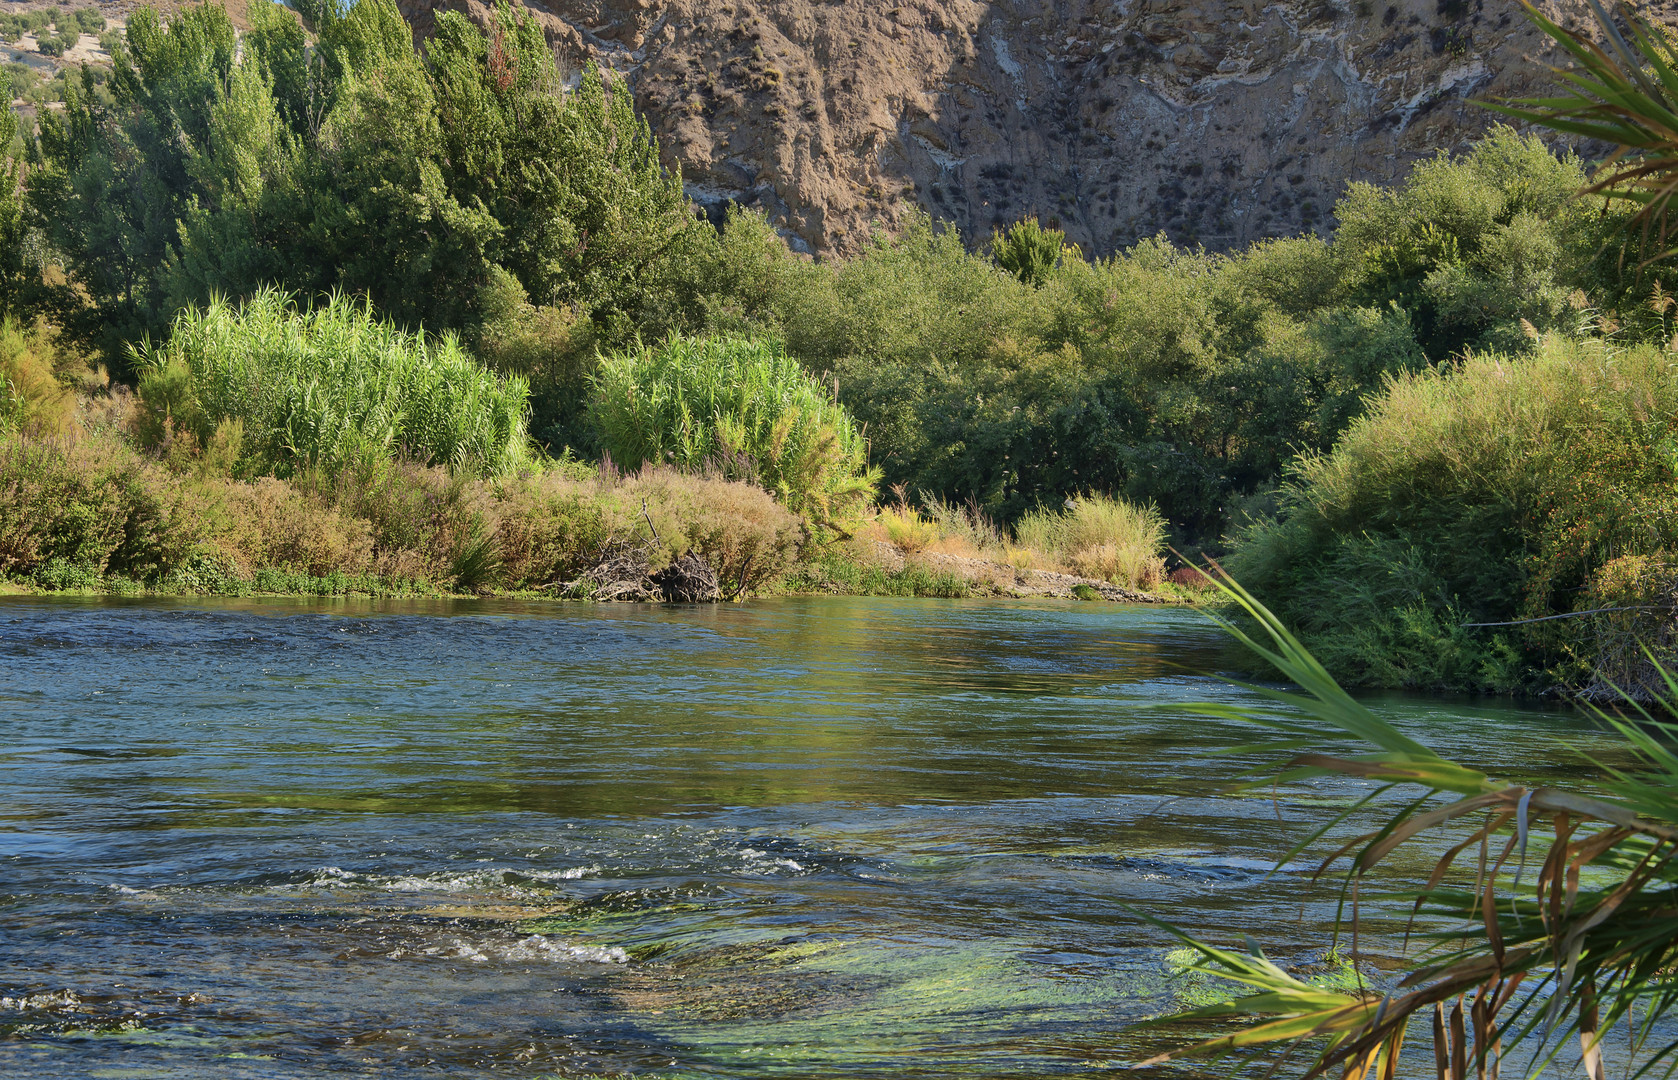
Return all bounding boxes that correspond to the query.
[0,428,802,598]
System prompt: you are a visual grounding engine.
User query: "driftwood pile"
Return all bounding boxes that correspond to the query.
[556,540,721,603]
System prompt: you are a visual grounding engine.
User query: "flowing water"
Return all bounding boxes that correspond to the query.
[0,596,1619,1078]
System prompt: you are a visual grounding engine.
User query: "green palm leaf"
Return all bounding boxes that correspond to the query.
[1134,565,1678,1079]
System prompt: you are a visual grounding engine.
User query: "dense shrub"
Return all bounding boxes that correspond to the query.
[134,290,530,478]
[592,334,878,528]
[0,435,199,581]
[471,268,598,452]
[680,209,1424,543]
[667,127,1651,554]
[1229,337,1678,692]
[1332,128,1606,358]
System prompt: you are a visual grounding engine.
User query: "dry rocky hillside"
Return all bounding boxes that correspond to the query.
[397,0,1670,257]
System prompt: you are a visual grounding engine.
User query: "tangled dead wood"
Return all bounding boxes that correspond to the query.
[554,538,722,603]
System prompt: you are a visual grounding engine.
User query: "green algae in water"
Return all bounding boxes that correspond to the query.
[588,932,1171,1075]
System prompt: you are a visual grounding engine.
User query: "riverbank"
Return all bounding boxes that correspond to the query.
[0,541,1185,604]
[0,426,1183,605]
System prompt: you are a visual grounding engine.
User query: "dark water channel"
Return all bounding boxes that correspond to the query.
[0,596,1616,1078]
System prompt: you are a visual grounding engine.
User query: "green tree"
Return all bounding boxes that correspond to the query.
[990,217,1075,287]
[29,4,238,368]
[428,2,701,334]
[302,0,500,328]
[32,0,700,376]
[0,71,56,322]
[1334,127,1596,358]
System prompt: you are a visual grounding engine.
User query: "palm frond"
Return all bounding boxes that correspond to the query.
[1133,565,1678,1079]
[1491,1,1678,265]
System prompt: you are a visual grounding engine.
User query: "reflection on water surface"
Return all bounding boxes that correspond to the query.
[0,596,1608,1077]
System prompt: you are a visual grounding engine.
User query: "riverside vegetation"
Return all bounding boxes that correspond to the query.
[2,0,1677,694]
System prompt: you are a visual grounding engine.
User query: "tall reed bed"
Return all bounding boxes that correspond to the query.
[134,290,530,477]
[591,334,877,527]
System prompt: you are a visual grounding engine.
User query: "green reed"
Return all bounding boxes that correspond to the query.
[135,289,529,477]
[592,334,877,528]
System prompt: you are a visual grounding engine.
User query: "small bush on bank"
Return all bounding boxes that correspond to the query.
[494,463,802,595]
[591,334,878,529]
[1229,336,1678,693]
[0,434,196,581]
[134,290,531,479]
[1013,494,1168,590]
[868,502,939,554]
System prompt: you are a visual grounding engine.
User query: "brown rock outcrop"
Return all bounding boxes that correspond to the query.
[398,0,1669,256]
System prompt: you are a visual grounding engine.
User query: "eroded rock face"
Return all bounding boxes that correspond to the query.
[398,0,1651,256]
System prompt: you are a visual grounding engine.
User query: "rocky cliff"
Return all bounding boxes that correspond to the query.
[398,0,1645,256]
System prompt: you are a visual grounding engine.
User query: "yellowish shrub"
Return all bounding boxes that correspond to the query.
[622,466,802,594]
[870,504,940,554]
[492,469,611,589]
[216,478,376,577]
[0,320,74,439]
[1002,544,1048,571]
[490,463,801,595]
[1010,493,1167,589]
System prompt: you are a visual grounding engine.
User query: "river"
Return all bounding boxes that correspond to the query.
[0,595,1616,1078]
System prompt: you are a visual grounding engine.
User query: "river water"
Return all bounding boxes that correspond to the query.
[0,596,1617,1078]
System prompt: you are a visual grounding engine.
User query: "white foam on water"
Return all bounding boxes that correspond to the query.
[737,848,806,875]
[276,865,602,895]
[523,865,601,882]
[411,935,627,965]
[1,990,81,1011]
[384,872,502,893]
[106,883,162,899]
[502,935,628,964]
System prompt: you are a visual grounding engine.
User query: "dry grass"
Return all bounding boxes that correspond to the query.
[0,426,804,596]
[1012,494,1167,589]
[858,490,1168,590]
